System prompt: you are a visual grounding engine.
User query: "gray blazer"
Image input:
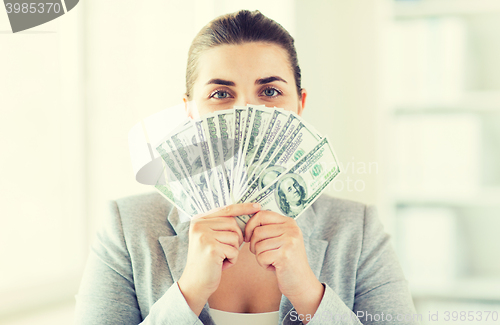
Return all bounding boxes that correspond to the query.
[75,192,419,324]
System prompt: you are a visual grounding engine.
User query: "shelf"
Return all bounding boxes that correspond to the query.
[394,0,500,19]
[410,277,500,301]
[389,1,500,306]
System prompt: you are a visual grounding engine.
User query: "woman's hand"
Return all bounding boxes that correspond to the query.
[177,203,261,316]
[244,211,325,322]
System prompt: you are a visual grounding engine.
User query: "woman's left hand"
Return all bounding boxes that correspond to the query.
[244,210,325,319]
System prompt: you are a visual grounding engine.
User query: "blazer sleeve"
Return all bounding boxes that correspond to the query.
[74,200,203,325]
[283,205,419,325]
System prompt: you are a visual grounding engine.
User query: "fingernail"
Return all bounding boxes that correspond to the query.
[253,203,260,209]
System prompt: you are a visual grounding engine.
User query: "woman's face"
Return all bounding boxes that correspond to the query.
[185,42,306,117]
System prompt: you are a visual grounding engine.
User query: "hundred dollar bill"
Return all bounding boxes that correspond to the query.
[169,121,214,211]
[233,105,254,195]
[164,138,208,209]
[159,138,205,210]
[245,108,290,183]
[214,110,235,199]
[240,120,323,202]
[235,137,340,231]
[156,140,204,212]
[203,115,230,206]
[154,161,200,217]
[236,113,301,201]
[194,119,222,208]
[236,106,273,198]
[256,113,301,172]
[231,106,248,193]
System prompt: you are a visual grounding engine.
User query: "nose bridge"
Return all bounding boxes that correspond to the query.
[234,97,248,107]
[234,94,250,107]
[234,87,257,107]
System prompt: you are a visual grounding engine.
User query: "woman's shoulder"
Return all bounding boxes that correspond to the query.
[310,193,370,224]
[305,193,379,241]
[311,193,367,216]
[114,190,173,215]
[111,191,178,237]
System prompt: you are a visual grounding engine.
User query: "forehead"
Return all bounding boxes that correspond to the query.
[195,42,293,84]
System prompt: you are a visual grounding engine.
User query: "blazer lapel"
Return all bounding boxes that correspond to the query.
[280,204,329,323]
[297,204,329,279]
[158,206,190,284]
[158,206,215,324]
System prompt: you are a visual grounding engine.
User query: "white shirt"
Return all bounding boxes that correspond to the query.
[209,308,280,325]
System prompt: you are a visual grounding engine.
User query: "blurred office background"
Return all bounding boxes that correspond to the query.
[1,0,499,323]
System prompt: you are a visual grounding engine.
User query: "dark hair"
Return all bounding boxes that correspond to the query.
[185,10,302,99]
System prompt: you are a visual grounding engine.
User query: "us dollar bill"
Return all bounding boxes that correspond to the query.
[150,106,337,223]
[238,120,322,203]
[215,110,235,198]
[232,106,248,193]
[236,106,273,198]
[236,113,300,201]
[245,108,290,185]
[194,119,222,208]
[246,108,285,177]
[169,121,214,211]
[154,161,200,216]
[235,137,340,231]
[156,140,204,212]
[233,106,254,195]
[203,116,230,206]
[257,113,301,170]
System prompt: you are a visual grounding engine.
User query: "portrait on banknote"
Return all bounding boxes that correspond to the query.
[275,173,307,217]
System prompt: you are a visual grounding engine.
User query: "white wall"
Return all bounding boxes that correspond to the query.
[0,5,85,321]
[296,0,389,209]
[84,0,196,236]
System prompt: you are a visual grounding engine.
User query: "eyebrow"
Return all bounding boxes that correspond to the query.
[256,76,287,85]
[205,79,235,86]
[204,76,287,87]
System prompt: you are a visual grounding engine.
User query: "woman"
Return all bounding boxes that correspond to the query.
[75,10,418,325]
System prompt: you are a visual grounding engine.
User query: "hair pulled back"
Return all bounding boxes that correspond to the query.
[185,10,302,99]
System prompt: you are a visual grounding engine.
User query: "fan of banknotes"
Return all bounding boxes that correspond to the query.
[153,105,341,231]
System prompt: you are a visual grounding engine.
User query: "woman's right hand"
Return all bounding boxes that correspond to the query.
[177,203,261,316]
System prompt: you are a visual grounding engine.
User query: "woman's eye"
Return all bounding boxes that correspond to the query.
[210,90,232,99]
[261,87,281,97]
